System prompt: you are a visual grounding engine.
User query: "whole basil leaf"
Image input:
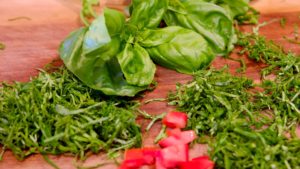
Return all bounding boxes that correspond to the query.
[139,26,215,74]
[164,0,236,55]
[59,11,147,96]
[200,0,258,24]
[117,42,156,86]
[104,8,126,37]
[129,0,168,29]
[82,14,111,54]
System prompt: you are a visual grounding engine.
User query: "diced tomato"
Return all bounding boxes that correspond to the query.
[159,135,182,148]
[119,111,214,169]
[192,155,210,161]
[142,147,160,165]
[179,130,197,143]
[166,128,182,137]
[155,153,167,169]
[122,149,145,168]
[160,129,197,148]
[167,129,197,144]
[180,156,215,169]
[118,162,139,169]
[161,144,189,168]
[162,112,188,128]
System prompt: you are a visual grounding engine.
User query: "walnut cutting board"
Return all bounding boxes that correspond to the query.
[0,0,300,169]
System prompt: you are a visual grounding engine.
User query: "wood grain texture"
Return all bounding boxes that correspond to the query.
[0,0,300,169]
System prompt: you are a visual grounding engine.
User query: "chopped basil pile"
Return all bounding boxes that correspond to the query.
[168,32,300,168]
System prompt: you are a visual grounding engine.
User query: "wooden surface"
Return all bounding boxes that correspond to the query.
[1,0,300,169]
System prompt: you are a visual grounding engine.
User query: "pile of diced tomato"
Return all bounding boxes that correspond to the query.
[119,112,215,169]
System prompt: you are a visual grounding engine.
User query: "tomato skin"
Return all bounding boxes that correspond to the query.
[161,144,189,168]
[180,156,215,169]
[119,147,161,169]
[142,147,161,165]
[159,135,182,147]
[163,112,188,128]
[119,111,214,169]
[121,149,145,168]
[160,129,197,148]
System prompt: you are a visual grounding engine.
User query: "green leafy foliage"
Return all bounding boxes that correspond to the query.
[201,0,259,24]
[168,33,300,168]
[117,42,156,86]
[82,14,111,54]
[164,0,237,55]
[80,0,99,26]
[129,0,168,29]
[60,9,149,96]
[139,26,215,74]
[61,0,256,97]
[0,67,142,160]
[0,42,4,50]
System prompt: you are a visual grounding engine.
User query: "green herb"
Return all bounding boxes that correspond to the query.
[164,0,237,55]
[294,24,299,40]
[202,0,259,24]
[0,43,5,50]
[8,16,31,21]
[280,18,287,28]
[138,26,215,74]
[168,67,255,137]
[137,110,166,131]
[42,154,61,169]
[80,0,99,26]
[0,67,142,160]
[60,9,150,96]
[144,98,166,104]
[75,161,112,169]
[283,36,300,44]
[252,19,280,35]
[237,32,300,78]
[168,32,300,168]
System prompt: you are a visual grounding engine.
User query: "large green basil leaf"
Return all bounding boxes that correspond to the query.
[82,14,111,54]
[59,12,148,96]
[129,0,168,29]
[60,29,147,96]
[200,0,258,24]
[117,42,156,86]
[104,8,126,37]
[164,0,236,55]
[139,26,215,74]
[200,0,249,17]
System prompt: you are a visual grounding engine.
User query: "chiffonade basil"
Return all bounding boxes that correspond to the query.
[164,0,236,55]
[138,26,215,74]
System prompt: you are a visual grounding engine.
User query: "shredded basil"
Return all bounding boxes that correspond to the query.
[0,66,142,160]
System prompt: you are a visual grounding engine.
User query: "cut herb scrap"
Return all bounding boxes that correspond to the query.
[0,67,142,160]
[211,129,300,169]
[0,42,5,50]
[80,0,99,26]
[168,32,300,168]
[168,68,255,136]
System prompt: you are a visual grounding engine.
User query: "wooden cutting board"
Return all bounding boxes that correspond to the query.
[0,0,300,168]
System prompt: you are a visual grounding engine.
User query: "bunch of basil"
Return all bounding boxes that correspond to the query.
[59,0,252,96]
